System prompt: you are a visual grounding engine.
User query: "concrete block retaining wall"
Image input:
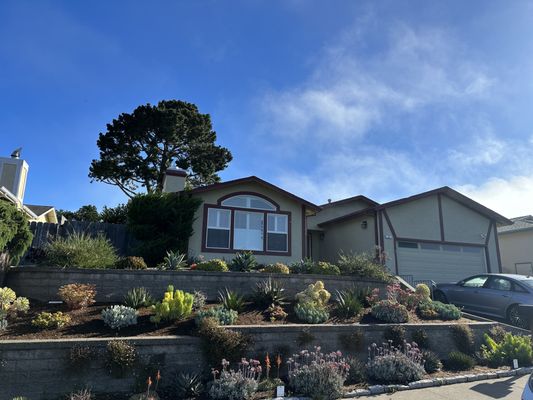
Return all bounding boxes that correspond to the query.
[0,321,499,400]
[5,266,389,302]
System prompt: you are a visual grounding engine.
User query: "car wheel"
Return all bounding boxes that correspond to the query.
[508,305,528,329]
[433,290,447,303]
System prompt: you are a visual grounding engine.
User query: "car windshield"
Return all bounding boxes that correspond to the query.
[519,278,533,289]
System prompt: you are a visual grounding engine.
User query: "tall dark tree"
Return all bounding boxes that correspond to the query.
[89,100,232,197]
[57,205,100,222]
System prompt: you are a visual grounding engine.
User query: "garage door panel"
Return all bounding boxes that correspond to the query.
[397,242,486,283]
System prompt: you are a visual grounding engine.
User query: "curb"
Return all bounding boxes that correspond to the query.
[342,366,533,398]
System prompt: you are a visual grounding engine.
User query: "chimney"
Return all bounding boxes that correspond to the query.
[162,166,187,192]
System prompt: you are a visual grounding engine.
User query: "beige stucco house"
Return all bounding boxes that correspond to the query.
[164,168,511,283]
[498,216,533,275]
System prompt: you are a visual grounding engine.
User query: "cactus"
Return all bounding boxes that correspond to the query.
[150,285,194,323]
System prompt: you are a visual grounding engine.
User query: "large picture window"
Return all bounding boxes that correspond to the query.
[267,214,288,252]
[206,208,231,249]
[234,211,264,251]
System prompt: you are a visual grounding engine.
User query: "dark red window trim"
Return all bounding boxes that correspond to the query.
[201,203,292,256]
[216,191,281,211]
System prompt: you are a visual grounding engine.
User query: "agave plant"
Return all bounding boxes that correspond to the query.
[123,287,154,309]
[175,372,204,399]
[334,288,363,318]
[253,278,286,308]
[158,250,187,270]
[230,251,258,272]
[218,288,245,312]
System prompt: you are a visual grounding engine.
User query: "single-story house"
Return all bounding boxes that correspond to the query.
[163,168,512,282]
[498,216,533,275]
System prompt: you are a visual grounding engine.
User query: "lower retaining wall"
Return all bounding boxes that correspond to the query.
[0,321,499,400]
[5,266,389,302]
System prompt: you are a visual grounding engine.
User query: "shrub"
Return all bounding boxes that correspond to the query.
[218,288,245,312]
[123,287,154,309]
[150,285,194,323]
[289,258,315,274]
[192,290,207,311]
[114,256,147,270]
[417,299,461,320]
[127,192,202,266]
[262,263,290,274]
[58,283,96,310]
[157,250,187,270]
[295,281,331,308]
[209,359,260,400]
[196,306,238,326]
[198,318,252,366]
[384,325,406,348]
[334,289,363,318]
[230,251,257,272]
[338,330,364,352]
[0,287,29,318]
[68,389,93,400]
[266,304,287,322]
[422,350,442,373]
[31,312,71,329]
[106,340,136,376]
[0,200,33,266]
[451,325,475,355]
[371,300,409,323]
[45,232,118,269]
[487,325,508,343]
[337,251,391,281]
[444,351,475,371]
[366,342,425,384]
[69,345,94,369]
[411,328,430,349]
[415,284,431,300]
[294,302,329,324]
[196,259,229,272]
[387,283,422,310]
[310,261,340,275]
[175,372,204,399]
[481,332,533,367]
[288,347,349,400]
[102,305,138,330]
[345,357,365,384]
[253,278,286,308]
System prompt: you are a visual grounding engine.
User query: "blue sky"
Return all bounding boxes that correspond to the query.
[2,1,533,217]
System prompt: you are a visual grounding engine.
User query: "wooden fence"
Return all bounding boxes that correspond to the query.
[27,221,134,256]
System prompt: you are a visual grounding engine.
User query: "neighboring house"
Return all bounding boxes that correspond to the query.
[0,151,58,223]
[163,168,511,283]
[308,187,511,284]
[498,216,533,275]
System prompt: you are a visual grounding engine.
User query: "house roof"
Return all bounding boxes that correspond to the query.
[317,206,376,227]
[188,176,321,211]
[498,215,533,234]
[25,204,56,217]
[320,195,378,208]
[377,186,512,226]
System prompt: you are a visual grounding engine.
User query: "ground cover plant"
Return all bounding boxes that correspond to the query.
[366,341,425,384]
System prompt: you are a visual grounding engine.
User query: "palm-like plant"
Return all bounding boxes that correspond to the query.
[218,288,245,312]
[334,288,363,318]
[158,250,187,270]
[175,372,204,399]
[253,278,286,308]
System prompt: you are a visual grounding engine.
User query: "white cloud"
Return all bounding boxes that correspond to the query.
[448,135,507,167]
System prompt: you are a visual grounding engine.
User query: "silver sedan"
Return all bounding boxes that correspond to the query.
[433,273,533,327]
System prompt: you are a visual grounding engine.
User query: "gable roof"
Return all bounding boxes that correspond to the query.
[317,206,376,227]
[498,215,533,234]
[25,204,55,217]
[188,176,321,211]
[378,186,512,226]
[320,195,378,208]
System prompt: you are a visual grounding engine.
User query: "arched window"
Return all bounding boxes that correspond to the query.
[221,194,276,211]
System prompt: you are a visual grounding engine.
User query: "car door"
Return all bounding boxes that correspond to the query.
[445,275,489,311]
[475,276,514,318]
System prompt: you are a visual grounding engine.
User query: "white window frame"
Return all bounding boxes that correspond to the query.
[205,208,231,249]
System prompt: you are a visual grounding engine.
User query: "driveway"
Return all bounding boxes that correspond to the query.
[364,375,528,399]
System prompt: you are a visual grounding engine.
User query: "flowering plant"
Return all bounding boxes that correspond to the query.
[366,341,425,384]
[209,358,261,400]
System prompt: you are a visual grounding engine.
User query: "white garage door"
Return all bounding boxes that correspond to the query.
[397,241,486,283]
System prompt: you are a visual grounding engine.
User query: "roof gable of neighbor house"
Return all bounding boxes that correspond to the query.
[308,195,378,230]
[498,215,533,234]
[188,176,320,212]
[378,186,512,226]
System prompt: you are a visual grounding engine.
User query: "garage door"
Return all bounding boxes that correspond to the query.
[397,241,486,283]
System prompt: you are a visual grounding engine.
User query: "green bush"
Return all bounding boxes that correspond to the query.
[196,306,238,326]
[0,200,33,266]
[417,299,461,320]
[337,251,392,282]
[123,287,154,309]
[415,284,431,300]
[451,325,475,355]
[310,261,340,275]
[422,350,442,373]
[444,351,475,371]
[289,258,315,274]
[334,289,363,318]
[384,325,406,348]
[411,328,430,349]
[230,251,257,272]
[262,263,290,274]
[196,259,228,272]
[157,250,187,270]
[127,192,201,266]
[345,357,365,384]
[294,302,329,323]
[150,285,193,323]
[31,311,71,329]
[114,256,147,270]
[487,325,508,343]
[106,340,136,377]
[481,332,533,367]
[218,288,245,312]
[366,342,425,384]
[45,232,118,269]
[371,300,409,323]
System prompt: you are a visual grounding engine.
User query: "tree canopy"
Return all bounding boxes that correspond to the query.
[0,200,33,266]
[57,204,128,224]
[89,100,232,197]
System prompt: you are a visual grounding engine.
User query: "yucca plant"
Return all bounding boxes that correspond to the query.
[175,372,204,399]
[123,287,154,309]
[157,250,187,270]
[230,251,257,272]
[253,278,286,308]
[218,288,245,312]
[334,289,363,318]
